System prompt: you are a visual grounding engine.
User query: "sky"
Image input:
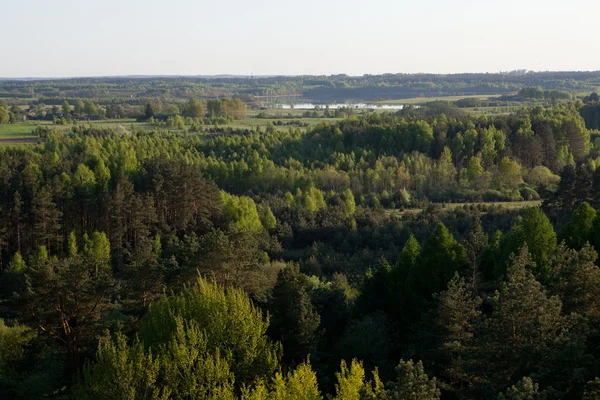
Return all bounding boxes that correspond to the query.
[1,0,599,77]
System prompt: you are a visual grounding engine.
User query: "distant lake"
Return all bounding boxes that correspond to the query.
[274,103,406,110]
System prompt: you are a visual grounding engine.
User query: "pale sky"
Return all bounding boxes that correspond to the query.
[1,0,598,77]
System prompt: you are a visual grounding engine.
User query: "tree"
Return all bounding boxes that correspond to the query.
[561,202,596,250]
[74,333,167,400]
[342,188,356,217]
[473,248,585,395]
[497,377,547,400]
[466,218,488,292]
[332,359,384,400]
[145,103,155,120]
[241,362,322,400]
[268,265,320,365]
[139,276,281,388]
[0,105,9,124]
[83,100,97,116]
[386,360,441,400]
[62,100,72,115]
[500,208,557,279]
[182,98,204,119]
[411,222,468,297]
[22,245,114,372]
[260,206,277,231]
[433,274,481,392]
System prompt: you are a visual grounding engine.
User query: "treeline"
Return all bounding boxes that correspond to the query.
[1,71,600,103]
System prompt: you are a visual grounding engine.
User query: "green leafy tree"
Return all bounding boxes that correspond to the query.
[61,100,72,115]
[182,98,205,118]
[140,276,281,388]
[500,208,557,279]
[561,202,596,249]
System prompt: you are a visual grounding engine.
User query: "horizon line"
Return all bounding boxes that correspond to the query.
[2,69,600,81]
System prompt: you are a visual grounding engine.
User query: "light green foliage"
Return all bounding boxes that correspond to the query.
[8,251,26,273]
[241,362,321,400]
[221,191,263,231]
[525,166,560,189]
[398,235,420,269]
[140,276,281,387]
[332,359,384,400]
[495,157,523,189]
[386,360,441,400]
[74,163,97,188]
[0,105,10,124]
[269,362,322,400]
[297,187,326,213]
[159,317,235,400]
[83,231,111,266]
[260,205,277,231]
[67,231,78,258]
[334,359,365,400]
[342,188,356,217]
[74,333,168,400]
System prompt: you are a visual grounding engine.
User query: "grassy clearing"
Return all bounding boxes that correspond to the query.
[377,94,504,105]
[386,200,542,217]
[212,117,340,131]
[0,123,42,139]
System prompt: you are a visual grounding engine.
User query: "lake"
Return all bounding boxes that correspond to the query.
[274,103,406,110]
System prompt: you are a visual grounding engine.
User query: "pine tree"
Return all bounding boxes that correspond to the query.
[387,360,441,400]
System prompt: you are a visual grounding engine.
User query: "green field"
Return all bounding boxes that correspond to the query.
[0,123,42,138]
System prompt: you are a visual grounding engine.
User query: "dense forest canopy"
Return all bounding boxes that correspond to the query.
[3,94,600,398]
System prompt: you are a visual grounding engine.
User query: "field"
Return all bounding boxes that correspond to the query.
[0,123,42,144]
[387,200,542,217]
[215,117,340,131]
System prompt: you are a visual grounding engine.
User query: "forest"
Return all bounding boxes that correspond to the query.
[1,71,600,104]
[2,86,600,399]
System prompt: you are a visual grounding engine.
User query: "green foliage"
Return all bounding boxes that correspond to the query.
[74,333,167,400]
[497,377,547,400]
[386,360,441,400]
[140,276,281,387]
[561,202,596,249]
[268,265,320,364]
[412,222,468,296]
[222,191,264,231]
[0,320,35,391]
[260,205,277,231]
[501,208,557,278]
